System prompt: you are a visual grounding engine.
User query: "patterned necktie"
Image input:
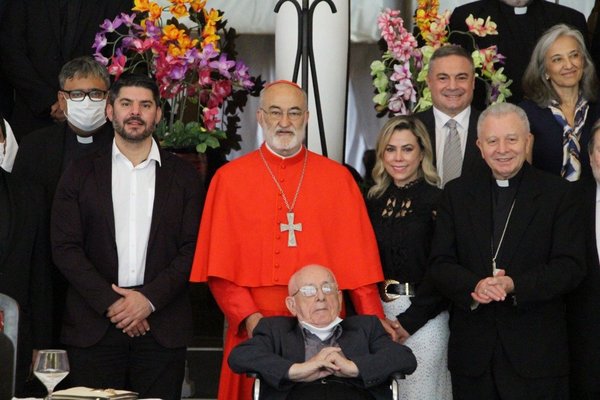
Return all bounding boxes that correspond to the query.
[442,119,463,187]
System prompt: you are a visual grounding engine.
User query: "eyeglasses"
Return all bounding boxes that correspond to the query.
[61,89,107,102]
[260,108,305,122]
[292,282,338,298]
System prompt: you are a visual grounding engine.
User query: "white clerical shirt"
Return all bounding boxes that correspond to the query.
[111,139,161,288]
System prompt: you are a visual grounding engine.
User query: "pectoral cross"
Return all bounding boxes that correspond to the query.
[280,212,302,247]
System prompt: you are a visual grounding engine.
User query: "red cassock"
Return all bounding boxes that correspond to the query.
[190,144,385,400]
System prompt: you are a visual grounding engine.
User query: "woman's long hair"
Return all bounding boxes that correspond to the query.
[368,115,439,199]
[522,23,598,107]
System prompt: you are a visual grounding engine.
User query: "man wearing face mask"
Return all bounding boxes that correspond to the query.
[449,0,588,106]
[12,56,113,346]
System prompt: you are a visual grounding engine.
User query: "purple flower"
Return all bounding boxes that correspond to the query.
[209,54,236,78]
[144,20,161,40]
[184,47,202,67]
[94,52,109,66]
[198,44,218,67]
[100,16,123,33]
[168,63,188,81]
[92,32,107,53]
[234,61,254,89]
[119,12,137,27]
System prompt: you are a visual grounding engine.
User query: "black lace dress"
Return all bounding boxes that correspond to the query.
[366,179,440,286]
[366,179,452,399]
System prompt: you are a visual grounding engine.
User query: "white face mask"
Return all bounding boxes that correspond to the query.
[64,97,107,132]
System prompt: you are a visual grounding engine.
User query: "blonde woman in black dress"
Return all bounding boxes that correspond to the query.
[366,115,451,399]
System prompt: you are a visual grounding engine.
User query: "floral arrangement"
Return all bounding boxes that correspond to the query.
[370,0,512,116]
[93,0,262,153]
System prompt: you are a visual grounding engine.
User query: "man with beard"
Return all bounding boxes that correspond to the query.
[415,45,485,188]
[449,0,587,106]
[51,74,204,399]
[190,80,396,400]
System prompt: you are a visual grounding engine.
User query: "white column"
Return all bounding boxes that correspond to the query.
[275,0,350,163]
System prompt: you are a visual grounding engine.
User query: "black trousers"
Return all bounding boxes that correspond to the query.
[66,326,186,400]
[451,340,568,400]
[286,378,375,400]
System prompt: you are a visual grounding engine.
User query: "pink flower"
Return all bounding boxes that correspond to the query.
[466,14,498,37]
[108,52,127,79]
[198,68,212,85]
[377,9,417,62]
[202,107,220,131]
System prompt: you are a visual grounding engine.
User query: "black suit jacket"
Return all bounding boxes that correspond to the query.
[51,146,204,348]
[429,163,585,378]
[0,0,131,138]
[415,107,484,181]
[228,315,417,400]
[12,122,113,207]
[449,0,587,106]
[0,170,52,392]
[567,177,600,395]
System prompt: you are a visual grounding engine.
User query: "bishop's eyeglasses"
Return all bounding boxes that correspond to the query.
[291,282,338,298]
[61,89,108,102]
[260,108,305,122]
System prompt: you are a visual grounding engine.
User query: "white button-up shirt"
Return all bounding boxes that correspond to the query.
[111,138,161,287]
[433,106,471,184]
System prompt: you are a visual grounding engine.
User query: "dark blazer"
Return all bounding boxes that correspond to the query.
[567,177,600,396]
[429,163,585,379]
[228,315,417,400]
[520,99,600,179]
[0,0,131,138]
[51,146,204,348]
[415,107,484,179]
[12,122,113,207]
[0,170,52,393]
[449,0,587,106]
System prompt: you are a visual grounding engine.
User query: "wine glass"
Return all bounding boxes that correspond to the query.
[34,349,70,399]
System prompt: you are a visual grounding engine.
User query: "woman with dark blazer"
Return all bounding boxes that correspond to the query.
[520,23,600,181]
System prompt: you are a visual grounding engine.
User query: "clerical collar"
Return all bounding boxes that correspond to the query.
[300,317,343,341]
[264,142,303,159]
[77,135,93,144]
[493,167,524,188]
[514,6,527,15]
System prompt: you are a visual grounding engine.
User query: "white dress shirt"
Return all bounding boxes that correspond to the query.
[0,119,18,172]
[111,138,161,288]
[433,106,471,184]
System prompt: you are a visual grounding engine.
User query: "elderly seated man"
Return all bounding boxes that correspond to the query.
[228,264,417,400]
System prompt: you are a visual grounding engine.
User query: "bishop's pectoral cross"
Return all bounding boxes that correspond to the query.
[280,212,302,247]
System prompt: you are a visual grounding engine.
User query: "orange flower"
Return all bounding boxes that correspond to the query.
[168,43,186,57]
[148,2,162,21]
[189,0,206,12]
[177,34,199,51]
[162,25,184,42]
[133,0,151,12]
[170,3,189,18]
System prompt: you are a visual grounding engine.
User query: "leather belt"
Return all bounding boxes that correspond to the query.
[379,279,416,302]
